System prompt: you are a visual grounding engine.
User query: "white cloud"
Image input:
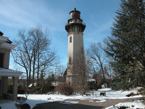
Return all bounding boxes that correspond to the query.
[92,19,113,34]
[0,0,34,26]
[84,19,113,43]
[0,0,67,32]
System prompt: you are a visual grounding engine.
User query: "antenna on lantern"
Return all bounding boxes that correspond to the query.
[74,0,76,9]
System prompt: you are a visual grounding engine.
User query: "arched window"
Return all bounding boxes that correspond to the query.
[69,57,71,64]
[70,37,72,43]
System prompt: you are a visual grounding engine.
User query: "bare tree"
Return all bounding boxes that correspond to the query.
[85,52,95,77]
[87,43,110,81]
[12,27,58,87]
[55,65,66,77]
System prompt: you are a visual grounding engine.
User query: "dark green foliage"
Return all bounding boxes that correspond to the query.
[7,84,13,94]
[105,0,145,90]
[2,93,8,99]
[31,80,54,94]
[100,79,107,85]
[31,86,41,94]
[27,74,56,94]
[88,82,101,90]
[42,81,54,93]
[100,79,111,87]
[7,84,25,94]
[110,77,130,90]
[110,78,120,90]
[18,84,25,94]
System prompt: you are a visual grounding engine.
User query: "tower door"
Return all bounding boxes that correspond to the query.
[0,53,4,68]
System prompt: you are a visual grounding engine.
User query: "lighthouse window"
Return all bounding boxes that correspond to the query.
[69,57,71,64]
[70,37,72,43]
[70,13,72,18]
[79,26,82,32]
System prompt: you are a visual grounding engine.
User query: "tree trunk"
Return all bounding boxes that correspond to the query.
[33,53,36,87]
[37,52,40,83]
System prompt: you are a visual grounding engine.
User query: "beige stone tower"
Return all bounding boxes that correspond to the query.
[65,8,86,85]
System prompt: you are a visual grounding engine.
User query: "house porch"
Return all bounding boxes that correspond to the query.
[0,68,22,101]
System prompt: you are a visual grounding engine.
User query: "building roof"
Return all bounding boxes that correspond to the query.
[28,83,37,87]
[51,82,60,86]
[87,78,96,82]
[0,31,4,36]
[0,31,16,49]
[0,68,23,77]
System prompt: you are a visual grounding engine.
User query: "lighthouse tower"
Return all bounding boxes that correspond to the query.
[65,8,86,85]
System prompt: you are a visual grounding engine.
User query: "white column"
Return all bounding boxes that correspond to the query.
[13,77,19,101]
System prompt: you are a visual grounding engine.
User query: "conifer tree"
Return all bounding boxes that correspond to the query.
[105,0,145,90]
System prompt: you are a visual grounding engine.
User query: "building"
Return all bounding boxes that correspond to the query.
[65,8,86,85]
[0,31,22,101]
[93,74,111,86]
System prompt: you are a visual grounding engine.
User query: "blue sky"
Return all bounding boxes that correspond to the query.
[0,0,121,70]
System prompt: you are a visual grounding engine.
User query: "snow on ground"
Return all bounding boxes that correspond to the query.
[0,99,48,109]
[106,100,145,109]
[0,88,144,109]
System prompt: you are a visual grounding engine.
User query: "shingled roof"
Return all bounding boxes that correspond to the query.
[0,31,12,44]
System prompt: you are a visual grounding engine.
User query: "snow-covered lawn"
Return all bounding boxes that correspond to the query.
[0,88,144,109]
[106,101,145,109]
